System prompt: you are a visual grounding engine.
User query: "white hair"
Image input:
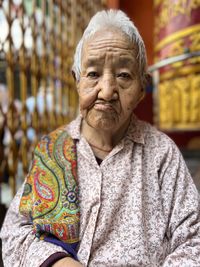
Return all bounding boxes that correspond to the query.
[72,9,148,88]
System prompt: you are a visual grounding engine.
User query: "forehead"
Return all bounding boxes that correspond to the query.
[81,28,137,64]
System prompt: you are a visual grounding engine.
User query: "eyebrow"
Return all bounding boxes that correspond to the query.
[117,57,136,68]
[83,57,104,67]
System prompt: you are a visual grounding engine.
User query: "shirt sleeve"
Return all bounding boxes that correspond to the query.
[160,141,200,267]
[0,184,69,267]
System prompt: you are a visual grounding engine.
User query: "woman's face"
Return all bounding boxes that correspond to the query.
[77,28,143,133]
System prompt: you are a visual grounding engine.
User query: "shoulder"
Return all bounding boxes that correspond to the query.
[136,119,175,148]
[136,119,182,163]
[37,116,81,148]
[35,122,76,159]
[33,116,81,160]
[37,125,69,148]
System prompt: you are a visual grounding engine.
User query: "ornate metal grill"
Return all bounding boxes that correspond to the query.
[0,0,107,200]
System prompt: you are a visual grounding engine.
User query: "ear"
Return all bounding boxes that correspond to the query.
[72,70,80,93]
[136,88,145,105]
[146,73,153,85]
[145,73,152,87]
[140,72,152,96]
[71,70,77,82]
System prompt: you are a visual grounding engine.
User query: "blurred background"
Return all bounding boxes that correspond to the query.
[0,0,200,265]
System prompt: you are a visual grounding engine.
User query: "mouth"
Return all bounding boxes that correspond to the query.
[93,101,116,112]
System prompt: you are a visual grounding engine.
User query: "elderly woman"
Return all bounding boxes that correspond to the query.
[1,10,200,267]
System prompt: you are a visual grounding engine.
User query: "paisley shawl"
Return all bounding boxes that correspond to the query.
[19,126,79,245]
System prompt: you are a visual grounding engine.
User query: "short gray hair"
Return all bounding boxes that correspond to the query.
[72,9,148,88]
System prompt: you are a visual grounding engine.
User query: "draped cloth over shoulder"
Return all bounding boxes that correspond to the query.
[19,126,80,245]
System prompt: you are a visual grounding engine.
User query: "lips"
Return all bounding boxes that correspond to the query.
[93,101,116,112]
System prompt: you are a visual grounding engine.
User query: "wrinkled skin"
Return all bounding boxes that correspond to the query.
[76,27,144,153]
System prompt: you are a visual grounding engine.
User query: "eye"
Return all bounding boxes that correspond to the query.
[87,71,99,79]
[117,72,131,79]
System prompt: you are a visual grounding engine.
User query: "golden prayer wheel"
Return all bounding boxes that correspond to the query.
[151,0,200,130]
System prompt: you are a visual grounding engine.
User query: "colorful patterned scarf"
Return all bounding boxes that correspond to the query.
[19,126,79,245]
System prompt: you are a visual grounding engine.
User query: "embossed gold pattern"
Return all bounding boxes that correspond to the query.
[154,0,200,42]
[155,24,200,52]
[153,0,200,130]
[158,75,200,130]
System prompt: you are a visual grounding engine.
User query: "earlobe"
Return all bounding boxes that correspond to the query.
[140,88,146,100]
[136,89,145,106]
[76,82,80,93]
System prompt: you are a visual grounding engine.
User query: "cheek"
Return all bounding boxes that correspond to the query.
[78,82,99,110]
[121,90,141,112]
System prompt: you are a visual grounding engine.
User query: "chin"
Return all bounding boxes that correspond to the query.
[87,113,118,131]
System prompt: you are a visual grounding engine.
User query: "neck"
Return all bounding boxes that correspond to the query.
[89,143,112,153]
[81,118,131,153]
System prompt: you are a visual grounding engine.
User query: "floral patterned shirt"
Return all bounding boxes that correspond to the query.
[1,115,200,267]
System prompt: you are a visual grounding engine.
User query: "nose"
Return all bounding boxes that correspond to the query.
[98,73,118,101]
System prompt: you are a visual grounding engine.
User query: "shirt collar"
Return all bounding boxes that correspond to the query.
[125,114,145,145]
[65,115,82,140]
[65,114,145,145]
